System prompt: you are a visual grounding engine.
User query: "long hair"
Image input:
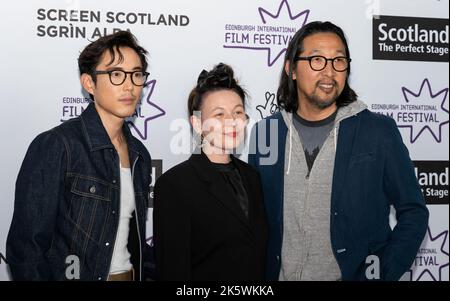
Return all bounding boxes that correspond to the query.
[277,21,358,113]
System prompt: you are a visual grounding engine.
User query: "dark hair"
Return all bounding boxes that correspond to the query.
[277,21,358,113]
[188,63,247,116]
[78,30,148,100]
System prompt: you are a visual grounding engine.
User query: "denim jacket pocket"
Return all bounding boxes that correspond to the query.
[67,175,112,255]
[71,175,111,202]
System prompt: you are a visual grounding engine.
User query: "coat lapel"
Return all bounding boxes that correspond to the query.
[189,153,253,235]
[331,114,360,209]
[231,156,258,231]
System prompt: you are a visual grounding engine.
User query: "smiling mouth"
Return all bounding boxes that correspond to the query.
[317,81,336,93]
[224,132,237,138]
[318,83,334,88]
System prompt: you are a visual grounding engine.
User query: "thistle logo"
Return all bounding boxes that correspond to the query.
[126,79,166,140]
[370,78,448,143]
[223,0,309,67]
[408,227,449,281]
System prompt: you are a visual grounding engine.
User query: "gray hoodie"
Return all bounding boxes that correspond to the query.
[279,100,367,281]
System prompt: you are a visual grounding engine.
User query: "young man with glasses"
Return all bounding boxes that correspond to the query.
[7,31,153,281]
[248,21,428,281]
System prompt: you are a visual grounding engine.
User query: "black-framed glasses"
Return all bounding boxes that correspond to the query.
[94,70,149,86]
[294,55,351,72]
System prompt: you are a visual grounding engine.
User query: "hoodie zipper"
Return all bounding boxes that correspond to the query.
[281,106,363,280]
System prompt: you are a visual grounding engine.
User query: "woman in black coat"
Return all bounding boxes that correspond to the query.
[153,63,268,281]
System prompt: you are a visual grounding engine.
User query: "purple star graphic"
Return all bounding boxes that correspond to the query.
[258,0,308,24]
[127,79,166,140]
[410,227,449,281]
[399,78,449,143]
[223,0,309,67]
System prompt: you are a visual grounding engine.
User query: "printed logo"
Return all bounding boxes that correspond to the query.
[65,255,80,280]
[127,80,166,141]
[414,161,449,205]
[60,97,90,122]
[371,79,449,143]
[408,226,449,281]
[256,92,279,119]
[0,252,6,265]
[60,80,165,139]
[148,159,163,208]
[223,0,309,67]
[373,15,449,62]
[37,8,190,39]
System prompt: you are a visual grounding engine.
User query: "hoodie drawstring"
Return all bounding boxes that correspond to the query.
[334,127,337,152]
[286,114,293,175]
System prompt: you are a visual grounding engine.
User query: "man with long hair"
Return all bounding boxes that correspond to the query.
[249,21,428,281]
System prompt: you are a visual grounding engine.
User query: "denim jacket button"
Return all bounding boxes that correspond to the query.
[105,242,110,246]
[89,186,96,193]
[112,180,117,184]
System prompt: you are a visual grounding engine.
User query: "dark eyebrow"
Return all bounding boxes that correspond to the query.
[104,66,143,71]
[308,49,347,56]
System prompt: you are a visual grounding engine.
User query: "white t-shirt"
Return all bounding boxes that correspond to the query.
[109,167,135,274]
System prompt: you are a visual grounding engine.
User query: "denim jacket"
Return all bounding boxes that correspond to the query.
[6,103,152,281]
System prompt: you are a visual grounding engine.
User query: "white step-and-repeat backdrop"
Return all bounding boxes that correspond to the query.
[0,0,448,281]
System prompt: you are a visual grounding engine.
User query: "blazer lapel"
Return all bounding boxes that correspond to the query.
[331,115,360,209]
[232,156,259,231]
[189,153,253,235]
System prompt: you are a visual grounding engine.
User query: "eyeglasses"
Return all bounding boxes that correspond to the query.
[294,55,351,72]
[93,70,149,86]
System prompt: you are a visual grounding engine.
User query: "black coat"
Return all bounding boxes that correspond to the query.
[153,152,268,280]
